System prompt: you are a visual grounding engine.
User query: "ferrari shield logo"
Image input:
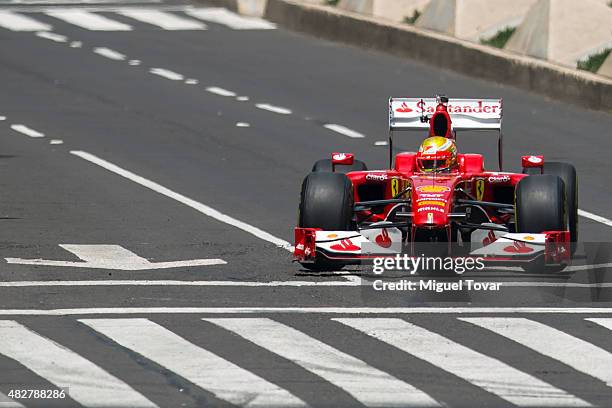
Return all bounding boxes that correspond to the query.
[475,179,485,200]
[391,178,400,197]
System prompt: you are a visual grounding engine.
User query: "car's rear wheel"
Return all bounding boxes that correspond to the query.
[515,175,566,272]
[299,172,354,270]
[312,159,367,173]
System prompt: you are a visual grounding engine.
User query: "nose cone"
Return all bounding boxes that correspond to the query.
[411,180,453,227]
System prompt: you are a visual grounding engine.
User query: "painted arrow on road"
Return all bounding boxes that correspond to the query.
[5,245,226,270]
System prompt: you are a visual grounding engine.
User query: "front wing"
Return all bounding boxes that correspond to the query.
[294,227,570,268]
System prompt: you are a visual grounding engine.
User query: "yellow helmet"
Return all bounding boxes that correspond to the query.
[416,136,458,173]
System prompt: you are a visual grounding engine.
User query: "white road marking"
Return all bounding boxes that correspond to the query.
[49,139,63,145]
[149,68,184,81]
[117,9,206,30]
[93,47,125,61]
[462,318,612,387]
[0,10,51,31]
[0,321,157,407]
[10,124,44,138]
[128,59,141,66]
[0,279,357,287]
[69,40,81,48]
[205,86,236,97]
[374,140,388,146]
[236,96,249,101]
[255,103,292,115]
[337,318,590,407]
[0,392,24,408]
[578,209,612,227]
[0,116,6,121]
[586,318,612,331]
[1,307,612,316]
[184,8,276,30]
[323,124,365,138]
[45,9,132,30]
[184,78,198,85]
[70,151,293,250]
[236,122,250,128]
[80,318,308,407]
[206,318,440,407]
[35,31,66,42]
[5,244,226,270]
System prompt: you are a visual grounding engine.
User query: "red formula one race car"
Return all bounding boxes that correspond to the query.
[294,95,577,273]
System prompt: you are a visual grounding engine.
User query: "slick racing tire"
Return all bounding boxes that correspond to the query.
[515,175,566,273]
[312,159,367,173]
[524,162,578,253]
[299,172,354,270]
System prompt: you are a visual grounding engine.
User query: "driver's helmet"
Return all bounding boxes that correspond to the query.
[416,136,458,173]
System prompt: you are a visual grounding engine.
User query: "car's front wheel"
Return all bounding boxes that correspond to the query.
[298,172,354,270]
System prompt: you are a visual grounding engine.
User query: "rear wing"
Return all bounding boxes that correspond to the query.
[389,98,503,131]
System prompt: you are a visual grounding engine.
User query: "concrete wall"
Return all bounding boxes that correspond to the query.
[263,0,612,111]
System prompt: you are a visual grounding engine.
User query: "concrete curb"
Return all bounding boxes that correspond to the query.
[262,0,611,111]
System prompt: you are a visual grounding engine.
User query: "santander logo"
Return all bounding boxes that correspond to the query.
[395,102,413,113]
[330,239,360,252]
[375,229,392,248]
[503,241,534,254]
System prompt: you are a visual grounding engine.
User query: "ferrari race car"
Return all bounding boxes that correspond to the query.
[294,95,577,273]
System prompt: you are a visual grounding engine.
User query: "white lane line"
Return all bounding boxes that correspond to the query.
[579,209,612,228]
[93,47,126,61]
[374,140,388,146]
[337,318,590,407]
[323,124,365,138]
[69,40,82,48]
[184,8,276,30]
[45,9,132,31]
[117,9,206,30]
[49,139,63,145]
[2,307,612,316]
[35,31,66,42]
[206,318,440,407]
[149,68,184,81]
[255,103,292,115]
[0,321,157,407]
[462,318,612,387]
[236,122,250,128]
[128,59,141,66]
[0,116,6,121]
[0,280,358,287]
[205,86,236,97]
[184,78,198,85]
[10,124,44,138]
[70,151,293,250]
[236,96,249,101]
[80,318,308,407]
[0,10,51,31]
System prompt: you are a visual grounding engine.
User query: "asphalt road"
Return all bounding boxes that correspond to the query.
[0,1,611,407]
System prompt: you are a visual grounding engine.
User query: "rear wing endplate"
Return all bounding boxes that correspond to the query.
[389,98,503,131]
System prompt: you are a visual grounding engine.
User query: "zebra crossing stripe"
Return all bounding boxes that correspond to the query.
[79,318,308,407]
[335,318,591,407]
[45,9,132,31]
[0,10,51,31]
[205,318,441,407]
[0,321,157,408]
[462,318,612,388]
[587,318,612,331]
[184,8,276,30]
[116,9,206,30]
